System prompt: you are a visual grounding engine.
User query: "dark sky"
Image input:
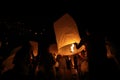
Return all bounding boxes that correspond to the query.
[0,0,120,58]
[0,1,119,46]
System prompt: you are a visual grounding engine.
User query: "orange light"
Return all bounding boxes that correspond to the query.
[29,41,38,57]
[71,43,74,53]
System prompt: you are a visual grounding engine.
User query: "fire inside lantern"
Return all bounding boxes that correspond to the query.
[70,43,75,68]
[71,43,75,53]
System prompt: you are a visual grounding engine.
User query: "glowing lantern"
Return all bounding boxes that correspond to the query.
[54,13,81,55]
[29,41,38,57]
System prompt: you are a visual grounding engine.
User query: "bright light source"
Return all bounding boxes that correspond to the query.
[35,32,37,35]
[70,43,74,53]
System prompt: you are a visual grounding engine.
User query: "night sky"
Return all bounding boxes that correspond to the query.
[0,1,119,56]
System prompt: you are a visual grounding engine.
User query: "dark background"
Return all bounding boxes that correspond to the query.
[0,1,120,80]
[0,0,119,56]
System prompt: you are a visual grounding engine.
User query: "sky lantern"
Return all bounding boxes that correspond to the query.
[54,13,81,55]
[29,41,38,57]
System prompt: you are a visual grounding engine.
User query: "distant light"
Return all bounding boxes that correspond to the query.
[34,32,37,35]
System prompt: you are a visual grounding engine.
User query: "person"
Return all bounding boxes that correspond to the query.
[29,53,39,80]
[42,47,56,80]
[12,40,39,80]
[85,29,109,80]
[56,55,67,80]
[66,56,72,70]
[13,41,32,80]
[79,50,88,80]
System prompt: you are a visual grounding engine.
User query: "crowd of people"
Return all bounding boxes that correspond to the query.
[0,39,88,80]
[0,29,120,80]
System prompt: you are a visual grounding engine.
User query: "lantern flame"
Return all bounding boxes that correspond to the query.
[71,44,74,53]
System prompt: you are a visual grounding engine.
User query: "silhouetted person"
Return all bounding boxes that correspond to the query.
[85,30,108,80]
[13,41,31,80]
[56,55,67,80]
[41,45,56,80]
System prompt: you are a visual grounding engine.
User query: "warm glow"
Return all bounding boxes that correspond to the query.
[54,13,81,50]
[29,41,38,57]
[30,54,33,59]
[71,44,75,53]
[33,49,38,57]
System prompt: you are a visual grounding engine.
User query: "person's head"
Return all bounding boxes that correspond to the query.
[81,50,87,58]
[57,55,62,59]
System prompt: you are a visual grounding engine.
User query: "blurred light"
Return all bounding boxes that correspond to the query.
[29,41,38,57]
[71,44,75,53]
[34,32,37,35]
